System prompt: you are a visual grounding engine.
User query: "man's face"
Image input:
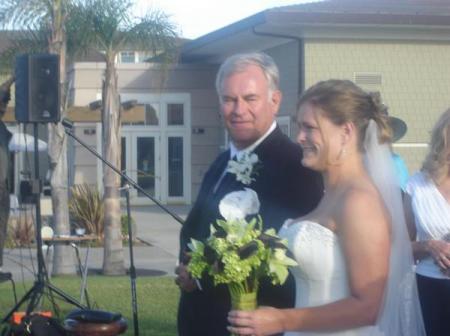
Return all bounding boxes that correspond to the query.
[218,65,281,149]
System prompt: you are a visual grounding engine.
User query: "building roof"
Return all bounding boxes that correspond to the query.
[277,0,450,16]
[181,0,450,63]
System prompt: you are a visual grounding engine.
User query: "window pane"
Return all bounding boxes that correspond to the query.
[137,137,155,197]
[168,137,183,197]
[120,51,135,63]
[167,103,184,125]
[145,104,159,125]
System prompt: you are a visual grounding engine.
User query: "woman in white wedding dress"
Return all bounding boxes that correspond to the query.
[228,80,425,336]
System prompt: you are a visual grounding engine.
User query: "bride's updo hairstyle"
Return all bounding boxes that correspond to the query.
[297,79,392,151]
[422,108,450,184]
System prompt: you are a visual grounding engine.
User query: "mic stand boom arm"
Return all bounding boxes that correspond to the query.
[61,118,184,225]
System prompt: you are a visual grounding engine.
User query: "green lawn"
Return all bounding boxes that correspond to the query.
[0,276,179,336]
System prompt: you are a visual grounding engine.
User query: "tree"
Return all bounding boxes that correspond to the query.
[67,0,178,274]
[0,0,75,275]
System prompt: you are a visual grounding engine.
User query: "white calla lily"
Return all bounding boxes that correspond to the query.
[219,188,260,221]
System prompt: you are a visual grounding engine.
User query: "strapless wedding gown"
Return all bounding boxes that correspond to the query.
[278,220,381,336]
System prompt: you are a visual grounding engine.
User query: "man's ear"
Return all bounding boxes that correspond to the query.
[270,90,282,115]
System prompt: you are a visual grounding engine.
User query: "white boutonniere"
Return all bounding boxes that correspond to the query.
[226,152,260,185]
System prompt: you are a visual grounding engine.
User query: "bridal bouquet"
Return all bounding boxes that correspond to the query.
[188,188,297,312]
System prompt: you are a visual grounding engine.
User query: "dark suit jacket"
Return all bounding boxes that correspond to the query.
[178,126,323,336]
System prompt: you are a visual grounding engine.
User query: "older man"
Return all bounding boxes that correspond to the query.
[176,53,323,336]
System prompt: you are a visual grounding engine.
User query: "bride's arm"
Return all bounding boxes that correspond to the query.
[228,189,390,335]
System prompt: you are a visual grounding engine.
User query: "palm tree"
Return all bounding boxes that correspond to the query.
[0,0,75,275]
[1,0,178,275]
[67,0,178,274]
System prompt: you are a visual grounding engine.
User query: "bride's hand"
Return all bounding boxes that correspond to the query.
[227,306,284,336]
[426,239,450,270]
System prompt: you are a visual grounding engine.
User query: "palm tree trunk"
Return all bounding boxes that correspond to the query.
[48,0,75,275]
[102,55,125,275]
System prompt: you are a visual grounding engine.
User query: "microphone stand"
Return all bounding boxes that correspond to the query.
[61,118,184,336]
[121,184,138,336]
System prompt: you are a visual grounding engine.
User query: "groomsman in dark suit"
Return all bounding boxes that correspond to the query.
[176,52,323,336]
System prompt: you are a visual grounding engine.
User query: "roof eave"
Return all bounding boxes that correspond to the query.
[265,11,450,27]
[181,11,267,55]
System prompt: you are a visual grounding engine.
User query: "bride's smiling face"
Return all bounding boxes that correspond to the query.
[296,102,345,171]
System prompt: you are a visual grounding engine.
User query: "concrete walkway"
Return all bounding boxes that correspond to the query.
[2,205,190,283]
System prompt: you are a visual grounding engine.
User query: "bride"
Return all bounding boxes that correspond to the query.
[227,80,425,336]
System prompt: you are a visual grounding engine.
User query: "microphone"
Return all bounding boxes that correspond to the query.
[118,184,131,191]
[61,118,74,130]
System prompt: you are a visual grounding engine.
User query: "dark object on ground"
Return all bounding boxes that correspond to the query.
[5,314,66,336]
[64,309,127,336]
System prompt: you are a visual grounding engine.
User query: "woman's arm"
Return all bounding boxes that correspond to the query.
[403,193,450,269]
[403,194,429,260]
[403,193,428,260]
[228,188,390,335]
[403,193,417,242]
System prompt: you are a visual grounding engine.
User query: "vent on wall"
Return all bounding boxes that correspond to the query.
[354,72,382,86]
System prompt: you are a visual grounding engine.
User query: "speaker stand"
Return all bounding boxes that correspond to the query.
[1,123,86,325]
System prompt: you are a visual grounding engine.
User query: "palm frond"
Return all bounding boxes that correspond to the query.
[0,29,49,75]
[0,0,51,29]
[126,9,179,61]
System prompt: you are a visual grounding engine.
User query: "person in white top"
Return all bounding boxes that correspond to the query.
[228,79,425,336]
[404,108,450,336]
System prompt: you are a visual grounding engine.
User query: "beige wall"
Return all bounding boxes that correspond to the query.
[266,41,300,125]
[304,40,450,173]
[69,63,221,202]
[69,123,98,187]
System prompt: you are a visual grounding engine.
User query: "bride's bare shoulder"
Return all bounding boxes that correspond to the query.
[338,181,389,228]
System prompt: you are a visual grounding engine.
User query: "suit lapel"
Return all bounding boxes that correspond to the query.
[196,150,230,202]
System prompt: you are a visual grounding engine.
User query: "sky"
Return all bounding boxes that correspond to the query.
[133,0,317,39]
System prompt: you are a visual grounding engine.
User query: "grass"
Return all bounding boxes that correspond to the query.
[0,275,179,336]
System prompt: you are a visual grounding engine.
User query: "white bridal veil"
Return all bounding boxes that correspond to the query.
[363,120,425,336]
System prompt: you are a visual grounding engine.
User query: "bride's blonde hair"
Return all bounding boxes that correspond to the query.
[297,79,392,152]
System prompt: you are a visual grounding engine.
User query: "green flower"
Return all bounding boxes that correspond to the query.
[267,248,298,285]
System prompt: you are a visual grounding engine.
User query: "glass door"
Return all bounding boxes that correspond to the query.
[168,136,183,198]
[121,130,160,205]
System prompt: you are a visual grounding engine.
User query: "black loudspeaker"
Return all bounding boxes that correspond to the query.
[15,54,60,123]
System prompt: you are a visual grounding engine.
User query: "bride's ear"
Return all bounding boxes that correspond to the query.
[340,122,356,147]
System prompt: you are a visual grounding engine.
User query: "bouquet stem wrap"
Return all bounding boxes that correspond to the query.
[230,290,257,311]
[229,280,258,311]
[229,283,257,336]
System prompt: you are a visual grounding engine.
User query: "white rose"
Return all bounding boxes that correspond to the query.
[219,188,260,221]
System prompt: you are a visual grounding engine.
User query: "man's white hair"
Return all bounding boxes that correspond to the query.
[215,52,280,99]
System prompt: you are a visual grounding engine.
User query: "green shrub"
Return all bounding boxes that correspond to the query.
[6,215,34,247]
[69,184,104,238]
[121,214,137,241]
